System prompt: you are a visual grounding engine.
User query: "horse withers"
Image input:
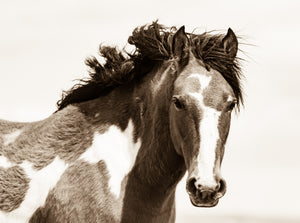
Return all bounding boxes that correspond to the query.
[0,22,243,222]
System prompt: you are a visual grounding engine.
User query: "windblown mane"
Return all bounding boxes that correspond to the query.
[57,21,243,110]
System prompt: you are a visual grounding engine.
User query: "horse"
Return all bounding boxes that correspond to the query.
[0,22,243,223]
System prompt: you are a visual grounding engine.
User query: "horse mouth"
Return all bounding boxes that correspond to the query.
[188,194,220,207]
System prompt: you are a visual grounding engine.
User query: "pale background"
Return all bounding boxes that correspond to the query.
[0,1,299,222]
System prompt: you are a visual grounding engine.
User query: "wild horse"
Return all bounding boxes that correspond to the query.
[0,22,243,222]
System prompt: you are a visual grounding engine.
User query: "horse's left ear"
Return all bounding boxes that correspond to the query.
[222,28,238,58]
[172,26,189,59]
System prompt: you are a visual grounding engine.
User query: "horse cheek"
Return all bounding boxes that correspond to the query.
[169,109,183,156]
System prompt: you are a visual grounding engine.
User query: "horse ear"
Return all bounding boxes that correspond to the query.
[172,26,189,59]
[222,28,238,58]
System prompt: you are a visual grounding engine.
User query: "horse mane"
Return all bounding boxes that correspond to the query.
[57,21,243,110]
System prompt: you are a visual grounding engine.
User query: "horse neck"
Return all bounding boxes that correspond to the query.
[78,74,186,192]
[118,77,186,222]
[136,107,185,191]
[76,69,186,215]
[77,84,136,131]
[126,65,186,204]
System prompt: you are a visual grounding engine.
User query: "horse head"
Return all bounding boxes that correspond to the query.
[168,26,239,207]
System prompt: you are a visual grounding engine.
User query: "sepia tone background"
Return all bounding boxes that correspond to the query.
[0,0,299,222]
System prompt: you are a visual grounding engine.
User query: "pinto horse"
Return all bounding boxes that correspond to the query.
[0,22,243,223]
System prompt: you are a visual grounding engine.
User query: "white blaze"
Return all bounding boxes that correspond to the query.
[79,120,141,198]
[197,106,221,186]
[189,74,221,187]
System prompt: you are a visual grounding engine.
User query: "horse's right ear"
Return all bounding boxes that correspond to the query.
[222,28,238,58]
[172,26,189,59]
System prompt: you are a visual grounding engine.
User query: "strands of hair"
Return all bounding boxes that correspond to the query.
[56,21,243,111]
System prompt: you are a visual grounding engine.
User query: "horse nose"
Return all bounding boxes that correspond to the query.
[186,177,226,198]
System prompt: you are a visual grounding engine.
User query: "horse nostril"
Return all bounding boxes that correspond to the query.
[218,178,227,193]
[186,178,197,195]
[215,181,221,191]
[195,181,202,190]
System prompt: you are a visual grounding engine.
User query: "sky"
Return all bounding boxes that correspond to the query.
[0,0,300,221]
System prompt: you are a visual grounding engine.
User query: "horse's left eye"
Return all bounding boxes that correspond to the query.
[172,96,184,110]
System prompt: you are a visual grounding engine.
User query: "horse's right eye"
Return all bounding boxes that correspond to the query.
[172,96,184,110]
[225,99,237,112]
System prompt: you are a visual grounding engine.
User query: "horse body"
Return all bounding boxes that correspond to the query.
[0,22,243,222]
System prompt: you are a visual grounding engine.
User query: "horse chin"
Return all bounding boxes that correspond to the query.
[188,195,219,208]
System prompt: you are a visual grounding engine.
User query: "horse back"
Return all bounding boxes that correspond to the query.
[0,119,29,149]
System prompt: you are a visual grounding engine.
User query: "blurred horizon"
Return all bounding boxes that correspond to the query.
[1,0,300,222]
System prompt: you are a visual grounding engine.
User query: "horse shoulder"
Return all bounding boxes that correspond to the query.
[30,160,121,223]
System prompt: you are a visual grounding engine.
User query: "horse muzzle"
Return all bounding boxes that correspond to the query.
[186,177,227,207]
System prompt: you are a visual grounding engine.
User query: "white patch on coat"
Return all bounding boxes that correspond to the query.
[3,130,22,146]
[0,156,15,169]
[0,157,68,223]
[188,73,211,90]
[79,120,141,198]
[189,74,220,187]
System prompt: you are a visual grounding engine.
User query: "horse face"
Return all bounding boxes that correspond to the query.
[169,58,236,207]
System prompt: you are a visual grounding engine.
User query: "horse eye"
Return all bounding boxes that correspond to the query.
[227,101,236,111]
[172,96,184,110]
